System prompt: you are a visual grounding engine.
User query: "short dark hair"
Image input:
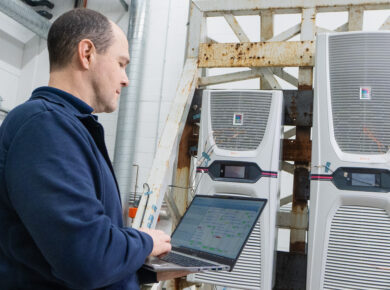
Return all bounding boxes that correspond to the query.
[47,8,114,71]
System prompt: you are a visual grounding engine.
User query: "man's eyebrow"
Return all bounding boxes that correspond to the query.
[119,56,130,64]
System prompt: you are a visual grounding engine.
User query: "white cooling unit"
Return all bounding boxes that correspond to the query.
[187,89,283,290]
[307,31,390,290]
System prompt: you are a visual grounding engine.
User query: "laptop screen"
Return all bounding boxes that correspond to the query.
[171,195,266,260]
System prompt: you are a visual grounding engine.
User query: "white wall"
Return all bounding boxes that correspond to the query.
[121,0,190,197]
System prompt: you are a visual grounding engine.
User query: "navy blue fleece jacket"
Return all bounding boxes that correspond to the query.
[0,87,155,289]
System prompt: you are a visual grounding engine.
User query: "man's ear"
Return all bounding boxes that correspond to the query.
[77,39,95,70]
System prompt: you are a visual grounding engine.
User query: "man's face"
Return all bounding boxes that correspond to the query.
[91,23,129,113]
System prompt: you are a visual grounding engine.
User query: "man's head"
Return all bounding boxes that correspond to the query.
[47,9,129,113]
[48,8,114,72]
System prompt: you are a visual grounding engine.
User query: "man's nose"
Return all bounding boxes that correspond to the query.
[122,75,129,87]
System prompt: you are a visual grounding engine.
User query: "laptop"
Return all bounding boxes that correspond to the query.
[143,195,267,272]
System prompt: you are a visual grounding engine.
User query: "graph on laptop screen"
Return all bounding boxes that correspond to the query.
[172,197,265,259]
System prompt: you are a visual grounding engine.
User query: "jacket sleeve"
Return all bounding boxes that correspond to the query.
[5,110,153,289]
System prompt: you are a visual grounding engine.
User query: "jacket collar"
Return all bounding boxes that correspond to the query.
[30,86,95,119]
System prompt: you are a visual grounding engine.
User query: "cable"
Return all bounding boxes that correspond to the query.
[139,183,151,227]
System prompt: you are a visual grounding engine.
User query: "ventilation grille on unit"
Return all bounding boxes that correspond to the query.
[194,217,263,290]
[323,206,390,289]
[210,91,272,151]
[329,33,390,154]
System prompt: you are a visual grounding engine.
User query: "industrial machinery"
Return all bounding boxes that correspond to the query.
[307,31,390,289]
[188,89,283,290]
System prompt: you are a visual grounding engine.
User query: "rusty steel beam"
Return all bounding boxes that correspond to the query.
[171,123,192,226]
[380,16,390,30]
[289,7,315,254]
[260,10,274,89]
[194,0,390,15]
[198,41,314,68]
[282,161,295,174]
[348,6,364,31]
[284,90,313,126]
[272,68,299,87]
[277,210,308,229]
[269,23,301,42]
[282,139,312,162]
[284,128,296,139]
[198,68,267,87]
[224,14,250,42]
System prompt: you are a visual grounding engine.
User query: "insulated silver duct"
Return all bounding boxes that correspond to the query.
[0,0,50,39]
[113,0,150,224]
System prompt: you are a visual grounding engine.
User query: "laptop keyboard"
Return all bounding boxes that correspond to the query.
[161,252,217,267]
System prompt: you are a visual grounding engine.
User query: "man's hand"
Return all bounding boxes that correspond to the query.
[139,228,171,257]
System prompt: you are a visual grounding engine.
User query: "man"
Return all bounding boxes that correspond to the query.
[0,8,185,289]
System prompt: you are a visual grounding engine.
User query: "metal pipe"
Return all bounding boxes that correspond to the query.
[22,0,54,9]
[0,0,50,39]
[132,164,139,205]
[113,0,150,226]
[119,0,129,11]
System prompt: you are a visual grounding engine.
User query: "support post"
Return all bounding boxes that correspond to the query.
[260,10,274,89]
[348,6,364,31]
[289,7,315,254]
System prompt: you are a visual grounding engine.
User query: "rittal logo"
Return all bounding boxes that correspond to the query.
[360,87,371,100]
[233,113,243,125]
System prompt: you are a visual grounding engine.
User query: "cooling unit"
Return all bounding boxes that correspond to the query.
[187,89,283,290]
[307,31,390,290]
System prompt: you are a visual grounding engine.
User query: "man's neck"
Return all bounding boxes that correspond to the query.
[48,69,93,108]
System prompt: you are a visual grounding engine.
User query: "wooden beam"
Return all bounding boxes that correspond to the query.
[348,6,364,31]
[194,0,390,14]
[133,58,198,229]
[198,41,314,68]
[224,14,250,42]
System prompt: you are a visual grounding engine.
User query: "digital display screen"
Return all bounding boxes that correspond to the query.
[351,173,376,187]
[224,166,245,179]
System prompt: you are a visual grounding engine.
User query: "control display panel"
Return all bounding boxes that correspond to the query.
[207,161,262,183]
[332,167,390,192]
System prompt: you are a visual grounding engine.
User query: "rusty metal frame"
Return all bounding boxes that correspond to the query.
[380,15,390,30]
[193,0,390,15]
[198,41,315,68]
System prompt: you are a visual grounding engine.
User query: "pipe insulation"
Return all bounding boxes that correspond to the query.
[113,0,150,225]
[0,0,50,39]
